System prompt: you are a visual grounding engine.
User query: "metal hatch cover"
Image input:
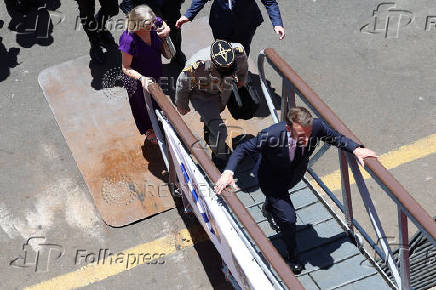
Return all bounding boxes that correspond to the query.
[37,55,174,227]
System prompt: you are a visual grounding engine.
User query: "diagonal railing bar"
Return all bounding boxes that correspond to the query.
[306,167,385,258]
[258,52,279,123]
[398,206,411,290]
[347,153,401,286]
[307,143,330,169]
[339,150,354,232]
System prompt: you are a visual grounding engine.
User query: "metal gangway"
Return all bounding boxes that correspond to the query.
[143,48,436,289]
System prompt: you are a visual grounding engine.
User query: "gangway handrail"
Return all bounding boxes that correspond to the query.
[259,48,436,289]
[147,83,304,290]
[262,48,436,244]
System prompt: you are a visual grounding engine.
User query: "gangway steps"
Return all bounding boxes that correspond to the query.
[233,154,392,289]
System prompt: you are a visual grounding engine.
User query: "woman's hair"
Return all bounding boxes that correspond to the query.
[127,5,156,32]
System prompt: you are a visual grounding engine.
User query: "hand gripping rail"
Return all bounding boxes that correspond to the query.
[258,48,436,289]
[145,83,304,290]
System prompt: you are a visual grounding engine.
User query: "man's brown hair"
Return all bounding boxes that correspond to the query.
[286,106,313,127]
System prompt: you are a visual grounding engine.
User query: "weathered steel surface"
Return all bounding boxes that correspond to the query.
[38,56,174,227]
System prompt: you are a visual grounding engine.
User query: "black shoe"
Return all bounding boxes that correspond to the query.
[289,261,303,275]
[262,202,279,231]
[90,45,105,64]
[287,255,304,275]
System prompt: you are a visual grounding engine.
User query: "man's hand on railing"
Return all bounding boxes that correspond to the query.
[353,147,378,167]
[215,170,238,195]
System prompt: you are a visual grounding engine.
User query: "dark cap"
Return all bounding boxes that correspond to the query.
[210,40,236,75]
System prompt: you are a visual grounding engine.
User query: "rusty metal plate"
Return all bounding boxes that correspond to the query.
[38,55,174,227]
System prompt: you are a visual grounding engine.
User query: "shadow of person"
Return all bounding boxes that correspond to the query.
[5,0,62,48]
[270,224,349,271]
[246,72,282,118]
[89,48,122,90]
[141,140,168,183]
[0,20,20,82]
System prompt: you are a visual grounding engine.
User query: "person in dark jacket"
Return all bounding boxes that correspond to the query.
[215,106,378,273]
[176,0,285,56]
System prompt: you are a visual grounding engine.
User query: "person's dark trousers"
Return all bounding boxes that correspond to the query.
[76,0,119,46]
[265,194,298,260]
[212,26,257,56]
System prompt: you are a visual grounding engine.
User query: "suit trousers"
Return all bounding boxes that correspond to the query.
[211,25,257,57]
[265,194,298,260]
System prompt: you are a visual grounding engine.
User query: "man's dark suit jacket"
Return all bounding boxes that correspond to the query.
[184,0,283,37]
[225,119,362,196]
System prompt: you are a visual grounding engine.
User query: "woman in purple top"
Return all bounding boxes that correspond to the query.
[119,5,170,143]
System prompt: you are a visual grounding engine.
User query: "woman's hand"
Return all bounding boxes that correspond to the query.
[140,76,154,92]
[157,22,170,38]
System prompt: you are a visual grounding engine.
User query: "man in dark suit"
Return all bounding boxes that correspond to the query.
[175,0,285,56]
[215,107,377,273]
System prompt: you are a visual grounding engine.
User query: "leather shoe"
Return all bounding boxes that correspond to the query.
[287,256,304,274]
[289,261,303,274]
[261,202,279,231]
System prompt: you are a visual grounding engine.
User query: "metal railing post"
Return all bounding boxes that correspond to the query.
[257,51,279,123]
[281,78,295,121]
[339,150,354,232]
[398,207,411,290]
[166,135,177,197]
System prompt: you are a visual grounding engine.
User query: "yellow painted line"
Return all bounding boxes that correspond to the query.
[312,134,436,191]
[25,227,209,290]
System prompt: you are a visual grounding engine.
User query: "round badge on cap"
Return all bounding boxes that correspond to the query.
[210,40,235,72]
